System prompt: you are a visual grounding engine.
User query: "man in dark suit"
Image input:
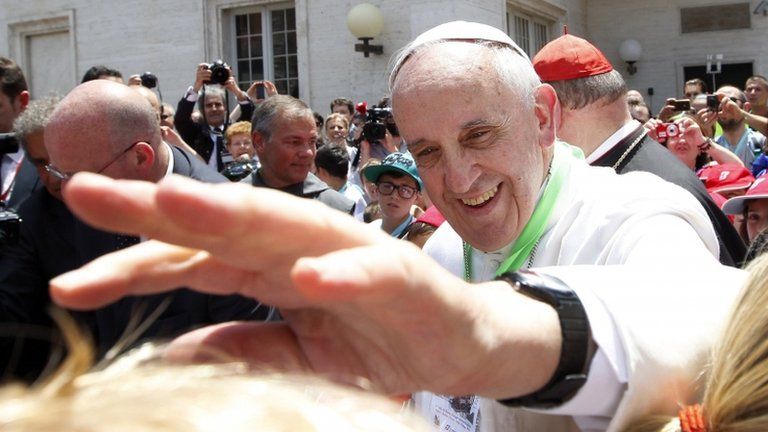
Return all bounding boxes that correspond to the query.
[533,33,746,266]
[175,63,256,172]
[0,57,34,211]
[0,81,262,382]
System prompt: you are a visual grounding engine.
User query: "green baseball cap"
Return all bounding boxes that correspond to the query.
[362,152,423,190]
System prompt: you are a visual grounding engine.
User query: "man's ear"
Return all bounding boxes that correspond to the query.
[15,91,30,111]
[533,84,560,149]
[252,132,266,154]
[134,142,156,171]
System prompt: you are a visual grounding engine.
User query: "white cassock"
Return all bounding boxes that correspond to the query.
[414,145,746,432]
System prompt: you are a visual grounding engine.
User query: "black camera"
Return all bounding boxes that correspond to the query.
[0,133,20,155]
[205,60,230,85]
[707,94,720,110]
[361,106,392,143]
[0,210,21,247]
[140,72,157,89]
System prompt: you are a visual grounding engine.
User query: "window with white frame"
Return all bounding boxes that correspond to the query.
[231,4,298,98]
[506,10,550,57]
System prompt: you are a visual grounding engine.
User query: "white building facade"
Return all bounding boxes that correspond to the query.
[1,0,766,115]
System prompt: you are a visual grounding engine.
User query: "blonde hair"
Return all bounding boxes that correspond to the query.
[624,254,768,432]
[0,312,427,432]
[224,120,252,142]
[324,113,349,143]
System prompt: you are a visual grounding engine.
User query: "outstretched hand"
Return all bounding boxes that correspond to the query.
[49,174,557,398]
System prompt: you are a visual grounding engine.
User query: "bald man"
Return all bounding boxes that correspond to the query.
[0,80,262,381]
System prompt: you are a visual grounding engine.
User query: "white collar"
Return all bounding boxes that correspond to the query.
[162,142,175,178]
[585,120,642,164]
[469,166,551,281]
[6,147,24,163]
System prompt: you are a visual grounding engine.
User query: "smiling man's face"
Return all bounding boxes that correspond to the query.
[392,43,551,252]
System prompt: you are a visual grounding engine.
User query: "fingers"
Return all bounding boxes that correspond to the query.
[62,173,163,236]
[149,176,383,261]
[644,118,661,140]
[50,241,258,309]
[264,80,278,96]
[64,173,384,260]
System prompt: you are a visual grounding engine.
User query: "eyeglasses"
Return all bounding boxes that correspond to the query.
[45,142,141,181]
[377,181,417,199]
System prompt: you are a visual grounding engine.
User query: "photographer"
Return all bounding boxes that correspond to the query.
[644,115,743,171]
[175,62,255,171]
[711,78,768,138]
[354,98,407,177]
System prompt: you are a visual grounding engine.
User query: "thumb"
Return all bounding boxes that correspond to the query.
[745,101,752,112]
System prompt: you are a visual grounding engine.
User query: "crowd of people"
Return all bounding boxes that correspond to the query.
[0,19,768,432]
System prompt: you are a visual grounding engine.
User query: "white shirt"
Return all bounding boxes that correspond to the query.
[340,181,367,221]
[162,142,175,178]
[1,148,24,203]
[416,146,743,432]
[139,143,175,243]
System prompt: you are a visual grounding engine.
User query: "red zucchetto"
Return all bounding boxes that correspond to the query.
[532,32,613,81]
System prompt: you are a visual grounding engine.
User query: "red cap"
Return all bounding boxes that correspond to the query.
[415,206,445,228]
[697,163,754,194]
[532,33,613,82]
[722,174,768,215]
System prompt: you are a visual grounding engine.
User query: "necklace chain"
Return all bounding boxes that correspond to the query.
[612,130,646,171]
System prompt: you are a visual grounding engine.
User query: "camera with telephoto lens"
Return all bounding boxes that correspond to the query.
[0,210,21,247]
[0,133,20,155]
[361,106,392,144]
[140,72,157,89]
[205,60,230,85]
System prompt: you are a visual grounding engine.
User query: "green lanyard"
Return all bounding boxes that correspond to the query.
[463,142,580,282]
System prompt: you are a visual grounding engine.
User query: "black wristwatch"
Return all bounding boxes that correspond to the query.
[495,270,590,408]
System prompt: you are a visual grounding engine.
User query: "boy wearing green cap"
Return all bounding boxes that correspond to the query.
[362,152,422,238]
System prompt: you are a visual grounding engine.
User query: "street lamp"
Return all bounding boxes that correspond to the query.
[619,39,642,75]
[347,3,384,57]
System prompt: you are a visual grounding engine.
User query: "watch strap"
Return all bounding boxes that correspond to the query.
[495,270,590,408]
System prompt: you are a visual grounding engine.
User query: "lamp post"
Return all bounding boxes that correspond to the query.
[347,3,384,57]
[619,39,642,76]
